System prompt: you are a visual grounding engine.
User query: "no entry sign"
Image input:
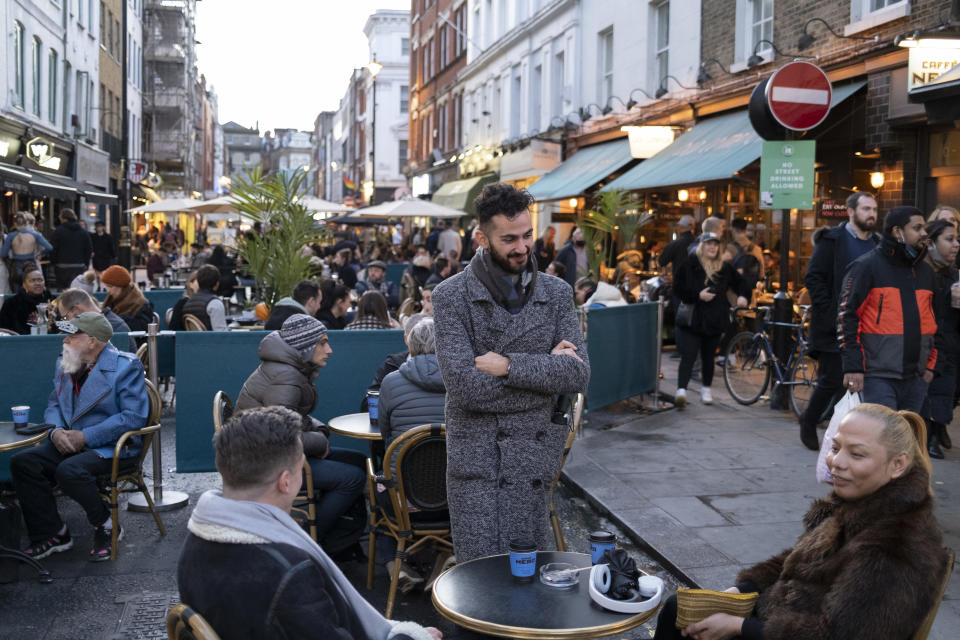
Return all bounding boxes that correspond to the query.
[765,61,832,131]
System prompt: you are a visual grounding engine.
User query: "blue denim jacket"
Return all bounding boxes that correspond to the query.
[44,343,149,458]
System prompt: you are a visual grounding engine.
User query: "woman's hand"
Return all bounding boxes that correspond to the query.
[681,613,744,640]
[735,296,748,309]
[699,288,716,302]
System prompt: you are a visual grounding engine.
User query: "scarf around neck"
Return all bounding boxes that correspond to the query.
[105,283,147,318]
[472,247,537,314]
[188,490,393,640]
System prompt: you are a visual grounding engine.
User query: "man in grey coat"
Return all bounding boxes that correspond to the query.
[433,183,590,562]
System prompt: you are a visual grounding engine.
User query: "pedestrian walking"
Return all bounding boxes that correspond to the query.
[673,233,748,408]
[90,221,116,272]
[50,209,93,290]
[433,182,590,562]
[921,219,960,458]
[799,192,880,449]
[839,206,938,412]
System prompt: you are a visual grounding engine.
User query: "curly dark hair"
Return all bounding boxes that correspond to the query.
[474,182,534,228]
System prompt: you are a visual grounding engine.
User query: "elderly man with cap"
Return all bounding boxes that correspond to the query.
[356,260,399,308]
[839,206,938,412]
[10,312,149,561]
[235,314,366,546]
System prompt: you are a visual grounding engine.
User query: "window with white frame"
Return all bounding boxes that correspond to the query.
[847,0,909,34]
[869,0,905,11]
[400,85,409,113]
[751,0,773,55]
[13,22,25,108]
[598,27,614,106]
[530,64,542,132]
[79,0,85,28]
[654,1,670,89]
[32,38,42,117]
[551,49,565,119]
[48,50,58,125]
[401,37,409,56]
[510,67,522,138]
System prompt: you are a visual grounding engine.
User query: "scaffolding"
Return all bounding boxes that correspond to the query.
[142,0,199,196]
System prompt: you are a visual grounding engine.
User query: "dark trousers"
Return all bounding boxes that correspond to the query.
[677,326,721,389]
[800,351,843,428]
[863,376,928,413]
[10,440,113,541]
[54,266,86,290]
[306,448,367,541]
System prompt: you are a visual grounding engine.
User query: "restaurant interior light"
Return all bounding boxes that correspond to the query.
[677,189,689,202]
[568,198,578,208]
[870,171,885,189]
[895,30,960,48]
[699,190,708,201]
[3,190,12,197]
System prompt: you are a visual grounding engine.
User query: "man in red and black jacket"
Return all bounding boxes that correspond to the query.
[838,206,938,412]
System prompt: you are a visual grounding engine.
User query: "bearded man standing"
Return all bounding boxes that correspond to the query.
[10,312,149,561]
[433,183,590,562]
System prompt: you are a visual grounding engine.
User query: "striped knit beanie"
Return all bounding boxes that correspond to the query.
[280,314,327,360]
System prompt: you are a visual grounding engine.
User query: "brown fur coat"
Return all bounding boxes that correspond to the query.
[737,466,949,640]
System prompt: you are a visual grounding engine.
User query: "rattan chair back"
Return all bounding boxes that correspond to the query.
[166,604,221,640]
[183,314,206,331]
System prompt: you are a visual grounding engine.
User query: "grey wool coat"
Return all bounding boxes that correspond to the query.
[433,263,590,562]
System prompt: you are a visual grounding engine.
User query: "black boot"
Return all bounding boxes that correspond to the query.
[800,422,819,451]
[928,425,945,460]
[940,422,952,450]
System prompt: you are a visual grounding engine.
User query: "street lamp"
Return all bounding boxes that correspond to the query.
[366,58,383,205]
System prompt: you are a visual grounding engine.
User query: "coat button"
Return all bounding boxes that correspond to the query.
[496,430,508,441]
[531,479,543,489]
[535,431,546,441]
[499,477,511,488]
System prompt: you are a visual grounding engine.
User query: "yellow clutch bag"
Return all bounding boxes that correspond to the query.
[675,588,759,628]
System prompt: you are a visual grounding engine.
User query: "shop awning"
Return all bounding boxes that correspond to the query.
[82,185,117,204]
[604,82,867,192]
[28,170,80,199]
[131,184,162,203]
[431,173,497,214]
[0,162,31,194]
[527,138,634,202]
[909,64,960,124]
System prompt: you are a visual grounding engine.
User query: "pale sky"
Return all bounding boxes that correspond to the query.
[195,0,410,134]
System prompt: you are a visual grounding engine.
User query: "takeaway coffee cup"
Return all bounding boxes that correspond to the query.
[509,538,537,583]
[589,530,617,564]
[951,282,960,309]
[367,390,380,425]
[11,406,29,428]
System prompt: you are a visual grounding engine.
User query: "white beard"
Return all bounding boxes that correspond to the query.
[61,344,84,375]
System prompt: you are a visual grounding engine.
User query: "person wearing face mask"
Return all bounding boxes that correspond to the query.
[10,312,149,561]
[554,227,587,288]
[920,220,960,458]
[839,206,939,412]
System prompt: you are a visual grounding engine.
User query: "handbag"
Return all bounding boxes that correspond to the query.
[816,390,861,484]
[676,302,695,328]
[675,588,759,628]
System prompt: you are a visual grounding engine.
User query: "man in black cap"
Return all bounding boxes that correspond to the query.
[355,260,399,308]
[838,206,938,412]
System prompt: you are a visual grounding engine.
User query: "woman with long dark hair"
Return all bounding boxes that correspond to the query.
[673,232,748,408]
[922,219,960,458]
[345,290,400,330]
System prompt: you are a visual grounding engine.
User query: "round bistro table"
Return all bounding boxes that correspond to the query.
[0,422,53,583]
[328,412,383,462]
[432,551,659,639]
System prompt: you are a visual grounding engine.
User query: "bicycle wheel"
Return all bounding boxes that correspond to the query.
[788,353,819,419]
[723,332,771,405]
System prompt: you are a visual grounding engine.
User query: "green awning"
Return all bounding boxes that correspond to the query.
[604,81,866,192]
[527,138,634,202]
[431,173,497,214]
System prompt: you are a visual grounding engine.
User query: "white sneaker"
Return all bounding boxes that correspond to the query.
[675,388,687,409]
[701,387,713,404]
[386,560,424,594]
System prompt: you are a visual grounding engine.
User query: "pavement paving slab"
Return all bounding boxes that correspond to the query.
[560,347,960,640]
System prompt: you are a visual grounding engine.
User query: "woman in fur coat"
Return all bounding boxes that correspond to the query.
[654,403,949,640]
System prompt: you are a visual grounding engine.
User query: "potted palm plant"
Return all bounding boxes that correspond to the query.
[577,189,653,281]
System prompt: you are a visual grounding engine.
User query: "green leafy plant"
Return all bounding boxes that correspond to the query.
[231,167,326,308]
[577,189,653,280]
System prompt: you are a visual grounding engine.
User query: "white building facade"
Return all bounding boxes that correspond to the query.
[126,0,143,164]
[363,9,410,204]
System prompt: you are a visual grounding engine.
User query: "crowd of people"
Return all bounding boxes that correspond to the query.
[2,183,953,639]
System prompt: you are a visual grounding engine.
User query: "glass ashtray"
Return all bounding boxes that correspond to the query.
[539,562,580,588]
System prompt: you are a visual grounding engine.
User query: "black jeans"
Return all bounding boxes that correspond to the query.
[800,351,843,428]
[11,440,114,541]
[677,326,721,389]
[306,448,367,541]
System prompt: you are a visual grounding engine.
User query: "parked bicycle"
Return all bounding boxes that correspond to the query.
[722,305,816,418]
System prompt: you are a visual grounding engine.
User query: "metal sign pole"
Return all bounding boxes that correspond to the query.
[653,298,664,410]
[129,324,188,512]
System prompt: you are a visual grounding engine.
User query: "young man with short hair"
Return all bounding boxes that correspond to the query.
[177,406,440,640]
[265,279,323,330]
[432,182,590,562]
[182,264,227,330]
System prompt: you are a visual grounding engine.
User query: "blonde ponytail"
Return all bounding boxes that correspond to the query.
[846,404,933,486]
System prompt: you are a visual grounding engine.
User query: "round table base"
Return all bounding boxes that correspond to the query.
[127,490,189,512]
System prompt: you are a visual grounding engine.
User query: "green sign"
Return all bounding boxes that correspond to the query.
[759,140,816,210]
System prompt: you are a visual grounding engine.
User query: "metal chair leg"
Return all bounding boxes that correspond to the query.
[0,546,53,583]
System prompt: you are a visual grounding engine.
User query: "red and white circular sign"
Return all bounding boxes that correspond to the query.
[765,61,833,131]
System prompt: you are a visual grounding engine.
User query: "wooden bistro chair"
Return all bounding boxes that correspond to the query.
[911,548,955,640]
[211,391,318,542]
[366,424,452,619]
[0,328,19,336]
[99,378,167,560]
[550,393,585,552]
[182,314,207,331]
[166,604,221,640]
[135,343,150,377]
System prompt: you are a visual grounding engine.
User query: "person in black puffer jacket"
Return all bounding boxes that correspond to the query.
[673,232,748,408]
[921,219,960,458]
[49,209,93,289]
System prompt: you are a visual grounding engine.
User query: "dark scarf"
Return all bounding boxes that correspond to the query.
[472,247,538,314]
